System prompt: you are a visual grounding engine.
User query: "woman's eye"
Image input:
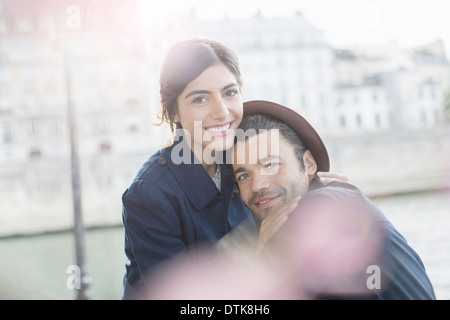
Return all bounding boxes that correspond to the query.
[192,96,206,104]
[226,89,238,97]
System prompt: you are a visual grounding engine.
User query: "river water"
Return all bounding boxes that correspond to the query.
[0,190,449,300]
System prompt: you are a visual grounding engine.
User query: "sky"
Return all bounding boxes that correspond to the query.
[139,0,450,54]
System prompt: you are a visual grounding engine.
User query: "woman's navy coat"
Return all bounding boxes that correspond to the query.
[122,138,254,299]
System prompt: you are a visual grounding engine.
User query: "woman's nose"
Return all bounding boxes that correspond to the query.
[211,96,230,119]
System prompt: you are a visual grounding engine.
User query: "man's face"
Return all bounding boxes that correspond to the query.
[233,130,315,220]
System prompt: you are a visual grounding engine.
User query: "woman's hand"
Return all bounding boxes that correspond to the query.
[316,171,348,185]
[257,196,301,255]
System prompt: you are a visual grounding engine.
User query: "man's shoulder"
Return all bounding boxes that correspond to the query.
[305,179,365,201]
[300,179,390,224]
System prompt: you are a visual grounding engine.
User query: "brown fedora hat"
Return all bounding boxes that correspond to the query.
[243,100,330,172]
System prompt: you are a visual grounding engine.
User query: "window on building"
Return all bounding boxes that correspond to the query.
[21,66,34,84]
[300,94,307,107]
[296,53,302,65]
[421,110,427,125]
[126,115,139,132]
[50,118,59,136]
[44,65,55,83]
[15,16,33,32]
[20,40,32,56]
[336,93,343,107]
[356,114,362,128]
[0,69,5,86]
[319,93,325,107]
[314,54,321,65]
[91,115,110,135]
[321,114,328,126]
[298,73,304,85]
[434,110,440,124]
[340,115,346,129]
[100,142,111,153]
[2,123,12,143]
[430,86,436,99]
[29,118,39,137]
[373,90,378,102]
[316,73,323,85]
[277,55,284,68]
[375,113,381,128]
[29,148,41,159]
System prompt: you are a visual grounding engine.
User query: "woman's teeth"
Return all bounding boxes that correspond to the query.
[206,123,231,132]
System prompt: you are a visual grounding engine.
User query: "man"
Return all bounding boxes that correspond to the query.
[232,100,436,299]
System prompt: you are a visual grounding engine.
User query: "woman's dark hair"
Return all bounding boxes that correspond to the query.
[237,113,308,170]
[157,38,243,134]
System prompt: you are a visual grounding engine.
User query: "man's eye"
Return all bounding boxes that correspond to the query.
[266,162,279,168]
[237,173,249,181]
[260,162,280,175]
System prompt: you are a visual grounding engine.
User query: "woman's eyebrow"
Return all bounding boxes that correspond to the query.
[184,89,210,99]
[184,82,238,99]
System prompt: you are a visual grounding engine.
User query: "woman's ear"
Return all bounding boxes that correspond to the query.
[303,150,317,177]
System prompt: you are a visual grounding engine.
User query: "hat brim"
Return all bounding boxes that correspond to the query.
[243,100,330,172]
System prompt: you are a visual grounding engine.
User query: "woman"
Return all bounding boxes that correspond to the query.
[122,38,343,299]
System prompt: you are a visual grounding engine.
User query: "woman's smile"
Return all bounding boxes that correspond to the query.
[204,121,235,136]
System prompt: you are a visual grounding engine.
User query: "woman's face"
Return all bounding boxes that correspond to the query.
[175,63,243,155]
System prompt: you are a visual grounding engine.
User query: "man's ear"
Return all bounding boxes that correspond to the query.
[303,150,317,177]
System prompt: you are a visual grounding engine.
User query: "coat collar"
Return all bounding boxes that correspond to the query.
[164,138,234,210]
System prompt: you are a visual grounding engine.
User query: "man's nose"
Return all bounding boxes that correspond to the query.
[251,173,270,193]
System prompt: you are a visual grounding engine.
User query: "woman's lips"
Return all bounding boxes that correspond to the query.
[204,121,234,137]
